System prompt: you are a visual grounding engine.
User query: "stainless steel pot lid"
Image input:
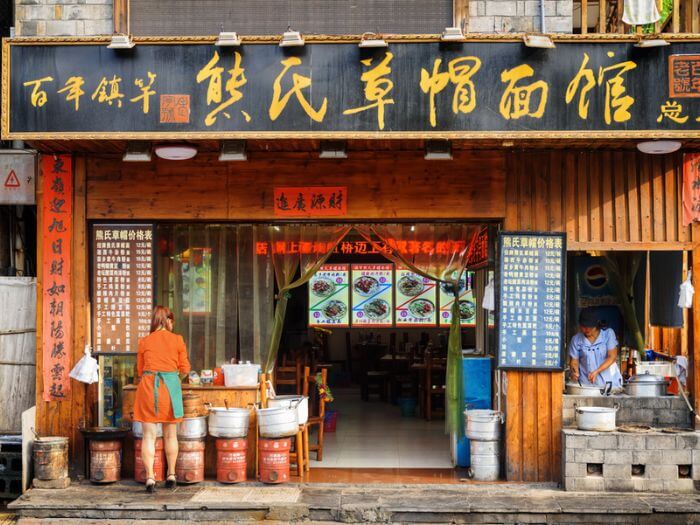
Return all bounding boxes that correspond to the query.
[627,372,667,384]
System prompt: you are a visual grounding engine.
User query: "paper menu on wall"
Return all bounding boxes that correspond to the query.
[394,266,438,326]
[308,264,350,327]
[351,264,393,327]
[438,271,476,327]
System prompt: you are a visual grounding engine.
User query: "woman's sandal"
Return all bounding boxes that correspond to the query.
[145,478,156,493]
[165,474,177,489]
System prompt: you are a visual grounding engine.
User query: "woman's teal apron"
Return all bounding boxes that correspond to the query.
[142,371,184,418]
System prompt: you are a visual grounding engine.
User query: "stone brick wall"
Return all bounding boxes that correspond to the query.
[563,429,700,493]
[15,0,113,37]
[468,0,572,33]
[563,395,692,429]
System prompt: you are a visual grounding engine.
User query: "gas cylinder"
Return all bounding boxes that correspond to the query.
[258,438,290,484]
[175,439,205,484]
[89,440,122,483]
[216,438,247,483]
[134,438,166,483]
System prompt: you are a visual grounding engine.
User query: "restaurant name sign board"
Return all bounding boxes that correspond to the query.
[497,231,566,371]
[5,40,700,138]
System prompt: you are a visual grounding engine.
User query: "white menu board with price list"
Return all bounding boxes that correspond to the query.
[92,224,154,353]
[395,266,437,327]
[497,231,565,370]
[309,264,350,327]
[351,264,393,327]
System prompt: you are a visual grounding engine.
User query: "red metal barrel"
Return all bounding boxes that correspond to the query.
[89,440,122,483]
[216,438,247,483]
[175,439,205,484]
[258,438,291,484]
[134,438,166,483]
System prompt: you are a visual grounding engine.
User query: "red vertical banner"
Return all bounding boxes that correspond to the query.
[41,155,72,401]
[683,153,700,226]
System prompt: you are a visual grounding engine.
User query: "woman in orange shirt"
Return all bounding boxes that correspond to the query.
[134,306,191,492]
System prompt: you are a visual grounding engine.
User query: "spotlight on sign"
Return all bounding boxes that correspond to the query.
[522,34,555,49]
[359,32,388,48]
[219,140,247,161]
[634,37,670,48]
[215,32,242,46]
[425,140,452,160]
[122,141,152,162]
[280,28,305,47]
[441,27,465,42]
[636,140,682,155]
[107,33,135,49]
[319,141,347,159]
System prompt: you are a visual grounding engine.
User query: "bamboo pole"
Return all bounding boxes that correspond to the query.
[582,0,589,33]
[599,0,608,32]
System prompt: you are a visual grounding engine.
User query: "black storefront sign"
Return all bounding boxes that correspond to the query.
[497,231,566,371]
[3,39,700,138]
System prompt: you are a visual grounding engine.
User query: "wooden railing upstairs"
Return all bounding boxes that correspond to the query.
[574,0,698,34]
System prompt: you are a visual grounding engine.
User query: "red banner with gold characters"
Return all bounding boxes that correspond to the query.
[683,153,700,226]
[274,187,347,217]
[41,155,72,401]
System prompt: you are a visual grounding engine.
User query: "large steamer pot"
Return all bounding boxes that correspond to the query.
[266,396,309,425]
[257,407,298,438]
[625,372,668,397]
[575,405,618,432]
[177,416,208,440]
[132,421,163,438]
[464,410,502,441]
[208,407,250,438]
[565,381,612,396]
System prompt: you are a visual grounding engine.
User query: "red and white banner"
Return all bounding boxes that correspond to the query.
[41,155,72,401]
[683,153,700,226]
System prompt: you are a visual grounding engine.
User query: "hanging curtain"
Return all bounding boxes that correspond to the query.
[356,223,480,435]
[263,224,352,373]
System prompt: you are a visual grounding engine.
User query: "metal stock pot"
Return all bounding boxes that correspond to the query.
[208,407,250,438]
[256,407,298,438]
[267,396,309,425]
[575,404,619,432]
[132,421,163,438]
[177,416,208,440]
[625,372,668,397]
[565,381,613,396]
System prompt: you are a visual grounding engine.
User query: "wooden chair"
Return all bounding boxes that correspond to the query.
[273,352,303,395]
[422,351,447,421]
[302,366,328,463]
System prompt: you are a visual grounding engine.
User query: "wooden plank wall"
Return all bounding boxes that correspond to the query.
[85,151,507,221]
[503,149,691,482]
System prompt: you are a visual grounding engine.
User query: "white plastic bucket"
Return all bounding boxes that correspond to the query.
[222,363,260,388]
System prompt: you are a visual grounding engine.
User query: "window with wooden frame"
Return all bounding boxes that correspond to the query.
[114,0,469,36]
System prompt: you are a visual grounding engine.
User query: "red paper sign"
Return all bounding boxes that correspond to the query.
[41,155,72,401]
[683,153,700,226]
[274,187,347,217]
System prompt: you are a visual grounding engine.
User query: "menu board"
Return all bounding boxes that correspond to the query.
[497,231,566,370]
[351,264,393,327]
[93,224,154,353]
[395,266,437,327]
[439,271,477,327]
[309,264,350,327]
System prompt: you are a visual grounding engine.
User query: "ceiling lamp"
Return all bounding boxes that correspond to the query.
[122,141,151,162]
[219,140,247,161]
[215,32,241,46]
[359,32,388,48]
[107,33,135,49]
[154,144,198,161]
[280,28,304,47]
[425,139,452,160]
[635,36,670,48]
[441,27,465,42]
[636,140,681,155]
[523,34,555,49]
[319,140,347,159]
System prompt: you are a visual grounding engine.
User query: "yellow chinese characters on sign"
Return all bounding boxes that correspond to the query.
[343,52,395,130]
[420,56,481,127]
[196,51,248,126]
[269,57,327,123]
[130,72,157,115]
[91,75,125,108]
[23,76,54,108]
[57,76,85,111]
[499,64,548,120]
[657,100,689,124]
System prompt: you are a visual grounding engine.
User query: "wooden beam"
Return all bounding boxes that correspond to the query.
[672,0,679,33]
[582,0,589,34]
[453,0,470,33]
[113,0,129,34]
[599,0,608,32]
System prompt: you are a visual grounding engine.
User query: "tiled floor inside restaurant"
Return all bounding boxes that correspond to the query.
[309,388,453,469]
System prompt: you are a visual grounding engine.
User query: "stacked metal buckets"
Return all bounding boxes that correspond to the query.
[464,409,503,481]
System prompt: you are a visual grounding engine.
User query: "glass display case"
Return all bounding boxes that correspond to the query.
[97,354,137,427]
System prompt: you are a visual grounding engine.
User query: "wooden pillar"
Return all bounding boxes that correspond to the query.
[453,0,470,32]
[691,223,700,428]
[113,0,130,34]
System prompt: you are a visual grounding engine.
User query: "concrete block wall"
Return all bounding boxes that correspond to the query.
[563,429,700,493]
[15,0,113,37]
[563,395,692,429]
[468,0,573,33]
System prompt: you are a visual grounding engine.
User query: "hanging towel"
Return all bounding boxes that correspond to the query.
[482,277,495,311]
[622,0,661,25]
[650,251,683,328]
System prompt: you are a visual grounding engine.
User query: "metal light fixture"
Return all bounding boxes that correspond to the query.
[122,141,151,162]
[219,140,247,161]
[319,140,347,159]
[425,139,452,160]
[280,28,304,47]
[359,32,388,48]
[441,27,465,42]
[107,33,135,49]
[634,36,670,48]
[523,34,555,49]
[215,32,241,46]
[636,140,682,155]
[154,144,198,161]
